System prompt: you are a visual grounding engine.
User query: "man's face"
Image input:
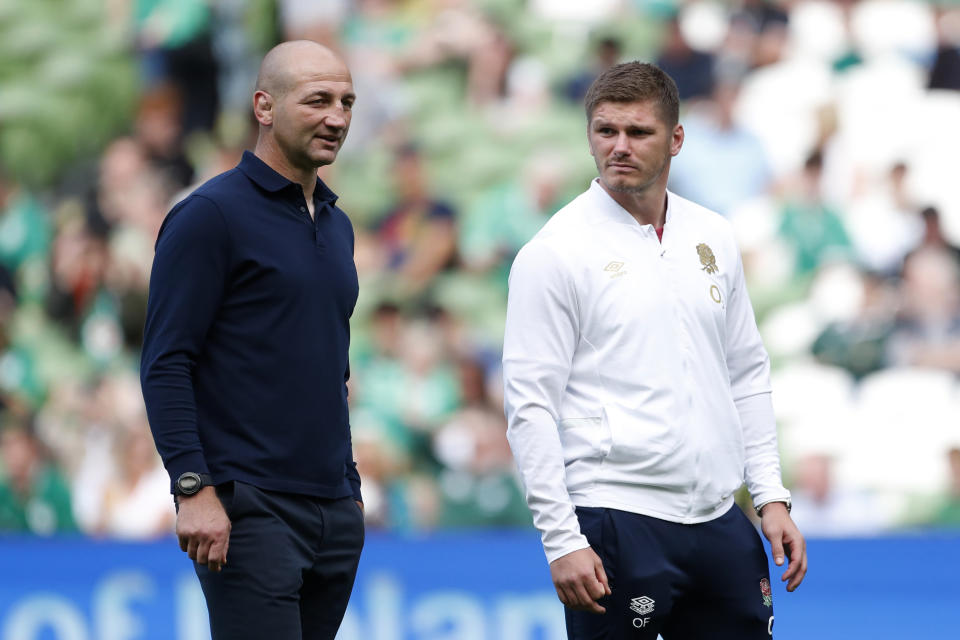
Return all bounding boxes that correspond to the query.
[266,61,355,169]
[587,100,683,195]
[0,430,36,483]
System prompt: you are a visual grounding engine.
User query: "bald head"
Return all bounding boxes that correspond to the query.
[255,40,350,99]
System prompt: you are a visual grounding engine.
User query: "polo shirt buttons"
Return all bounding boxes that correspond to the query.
[299,206,306,212]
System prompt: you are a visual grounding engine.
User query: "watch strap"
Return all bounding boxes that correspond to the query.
[755,498,792,517]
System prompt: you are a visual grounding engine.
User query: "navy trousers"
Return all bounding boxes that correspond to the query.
[194,481,364,640]
[565,504,774,639]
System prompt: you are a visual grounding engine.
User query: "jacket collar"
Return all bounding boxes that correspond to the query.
[585,178,676,230]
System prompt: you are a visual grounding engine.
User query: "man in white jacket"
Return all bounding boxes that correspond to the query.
[502,61,806,639]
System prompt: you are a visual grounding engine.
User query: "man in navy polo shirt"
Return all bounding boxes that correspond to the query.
[141,41,364,639]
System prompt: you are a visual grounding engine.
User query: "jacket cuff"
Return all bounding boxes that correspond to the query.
[752,490,792,514]
[543,533,592,565]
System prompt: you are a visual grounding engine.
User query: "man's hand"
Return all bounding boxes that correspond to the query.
[177,486,231,572]
[760,502,807,592]
[550,547,611,614]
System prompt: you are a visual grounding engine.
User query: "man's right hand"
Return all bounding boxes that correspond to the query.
[549,547,611,614]
[176,486,231,572]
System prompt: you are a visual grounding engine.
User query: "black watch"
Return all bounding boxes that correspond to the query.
[175,472,214,496]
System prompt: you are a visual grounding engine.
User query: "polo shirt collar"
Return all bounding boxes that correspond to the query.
[238,150,339,205]
[314,176,339,205]
[586,178,677,226]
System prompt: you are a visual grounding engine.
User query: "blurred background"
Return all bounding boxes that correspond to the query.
[1,0,959,638]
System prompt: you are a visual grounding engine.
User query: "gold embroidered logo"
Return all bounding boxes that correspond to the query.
[604,261,627,279]
[710,285,722,304]
[697,244,719,274]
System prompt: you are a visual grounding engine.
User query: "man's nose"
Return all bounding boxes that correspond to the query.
[325,109,348,130]
[612,132,630,155]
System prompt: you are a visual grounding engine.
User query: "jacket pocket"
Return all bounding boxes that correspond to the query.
[558,416,611,467]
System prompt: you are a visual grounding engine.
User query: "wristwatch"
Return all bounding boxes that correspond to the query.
[755,499,792,517]
[174,472,214,497]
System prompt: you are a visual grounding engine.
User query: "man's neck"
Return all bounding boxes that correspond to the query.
[254,140,318,215]
[599,180,668,228]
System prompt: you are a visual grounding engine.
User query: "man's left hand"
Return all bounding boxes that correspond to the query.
[760,502,807,592]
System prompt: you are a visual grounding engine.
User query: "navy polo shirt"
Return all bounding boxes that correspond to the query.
[140,151,361,501]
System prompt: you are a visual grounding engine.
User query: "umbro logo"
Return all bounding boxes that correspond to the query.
[629,595,655,616]
[604,261,627,278]
[630,595,655,628]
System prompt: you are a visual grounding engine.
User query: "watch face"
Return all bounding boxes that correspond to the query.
[178,473,201,494]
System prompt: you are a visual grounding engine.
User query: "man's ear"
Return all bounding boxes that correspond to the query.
[671,124,684,157]
[253,90,274,126]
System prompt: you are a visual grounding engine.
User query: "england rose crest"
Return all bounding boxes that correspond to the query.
[760,578,773,607]
[696,243,719,274]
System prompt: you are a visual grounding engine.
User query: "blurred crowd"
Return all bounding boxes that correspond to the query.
[2,0,960,539]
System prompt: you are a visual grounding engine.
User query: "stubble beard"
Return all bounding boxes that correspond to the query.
[275,123,341,171]
[301,135,339,168]
[598,145,671,195]
[602,177,650,194]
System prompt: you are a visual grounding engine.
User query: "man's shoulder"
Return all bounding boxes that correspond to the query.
[529,190,595,246]
[158,173,246,244]
[164,168,243,215]
[188,167,248,203]
[671,191,736,240]
[671,191,726,223]
[164,167,256,226]
[511,194,595,279]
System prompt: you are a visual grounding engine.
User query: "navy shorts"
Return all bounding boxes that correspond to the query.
[565,504,775,640]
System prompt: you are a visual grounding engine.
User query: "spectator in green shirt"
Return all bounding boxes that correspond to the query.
[0,169,51,276]
[778,150,852,278]
[0,422,76,535]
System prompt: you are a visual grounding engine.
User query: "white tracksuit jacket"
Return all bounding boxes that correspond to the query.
[503,180,790,563]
